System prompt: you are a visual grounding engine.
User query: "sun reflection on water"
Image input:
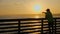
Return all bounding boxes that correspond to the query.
[35,15,40,18]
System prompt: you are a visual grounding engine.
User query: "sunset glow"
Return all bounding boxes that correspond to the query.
[0,0,60,15]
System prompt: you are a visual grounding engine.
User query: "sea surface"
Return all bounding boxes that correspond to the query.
[0,14,60,19]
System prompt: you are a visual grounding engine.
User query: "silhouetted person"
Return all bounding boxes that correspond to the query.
[43,8,54,34]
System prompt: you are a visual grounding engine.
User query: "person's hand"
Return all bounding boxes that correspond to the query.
[42,12,46,13]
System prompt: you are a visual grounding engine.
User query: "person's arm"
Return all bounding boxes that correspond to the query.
[42,12,47,14]
[42,11,47,19]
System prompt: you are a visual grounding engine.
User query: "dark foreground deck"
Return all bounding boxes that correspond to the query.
[0,17,60,34]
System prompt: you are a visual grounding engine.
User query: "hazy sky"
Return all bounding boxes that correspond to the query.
[0,0,60,15]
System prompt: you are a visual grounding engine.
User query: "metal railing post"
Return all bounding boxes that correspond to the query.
[55,19,56,34]
[18,20,20,34]
[41,19,43,34]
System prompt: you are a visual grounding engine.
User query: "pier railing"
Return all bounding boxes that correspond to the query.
[0,17,60,34]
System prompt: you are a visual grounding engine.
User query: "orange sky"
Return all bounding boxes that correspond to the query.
[0,0,60,16]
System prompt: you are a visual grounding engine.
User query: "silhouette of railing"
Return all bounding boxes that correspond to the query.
[0,17,60,34]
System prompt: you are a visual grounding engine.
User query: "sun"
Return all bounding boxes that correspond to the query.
[33,4,41,12]
[34,5,40,11]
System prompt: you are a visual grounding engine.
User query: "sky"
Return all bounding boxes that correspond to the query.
[0,0,60,16]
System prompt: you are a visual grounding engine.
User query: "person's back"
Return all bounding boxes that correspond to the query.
[42,8,54,34]
[45,9,53,24]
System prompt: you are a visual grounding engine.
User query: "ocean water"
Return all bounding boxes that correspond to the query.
[0,14,60,19]
[0,15,45,19]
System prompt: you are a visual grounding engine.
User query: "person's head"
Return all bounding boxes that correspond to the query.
[46,8,50,11]
[42,8,50,13]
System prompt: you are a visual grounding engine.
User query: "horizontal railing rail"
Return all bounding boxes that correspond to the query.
[0,17,60,34]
